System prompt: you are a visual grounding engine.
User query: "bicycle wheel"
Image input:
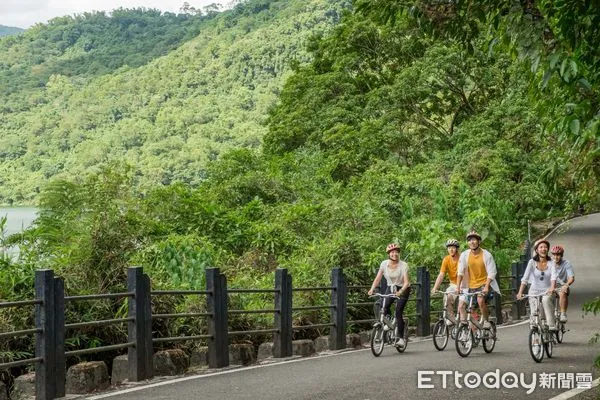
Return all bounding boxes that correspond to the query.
[370,325,385,357]
[396,319,409,353]
[544,336,553,358]
[555,323,564,343]
[482,321,496,353]
[529,328,544,363]
[450,325,458,340]
[433,320,449,351]
[455,324,473,357]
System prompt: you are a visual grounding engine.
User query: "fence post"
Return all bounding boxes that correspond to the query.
[206,268,229,368]
[511,262,521,320]
[273,269,292,358]
[142,274,154,379]
[128,267,152,381]
[517,260,527,316]
[493,275,503,324]
[35,269,56,400]
[416,267,431,336]
[523,239,531,257]
[54,277,66,398]
[329,268,347,350]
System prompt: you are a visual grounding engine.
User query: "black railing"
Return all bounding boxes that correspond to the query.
[0,256,530,400]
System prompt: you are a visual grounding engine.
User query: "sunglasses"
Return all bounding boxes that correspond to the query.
[539,271,545,281]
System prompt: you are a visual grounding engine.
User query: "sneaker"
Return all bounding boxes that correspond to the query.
[482,320,491,329]
[395,338,406,348]
[560,313,567,323]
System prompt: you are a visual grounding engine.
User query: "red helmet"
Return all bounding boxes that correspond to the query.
[466,230,481,241]
[551,245,564,255]
[386,243,400,253]
[534,239,550,251]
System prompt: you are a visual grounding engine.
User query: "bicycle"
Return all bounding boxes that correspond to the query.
[369,293,409,357]
[454,290,497,357]
[552,291,568,343]
[520,293,555,363]
[431,290,458,351]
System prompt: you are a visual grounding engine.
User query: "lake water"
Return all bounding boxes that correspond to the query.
[0,207,38,236]
[0,207,38,258]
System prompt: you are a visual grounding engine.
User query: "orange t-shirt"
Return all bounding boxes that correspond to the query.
[440,255,459,285]
[467,250,487,288]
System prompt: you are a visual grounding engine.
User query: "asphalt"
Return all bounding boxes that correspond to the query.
[84,214,600,400]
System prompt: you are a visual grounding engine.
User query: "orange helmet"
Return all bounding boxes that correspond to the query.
[551,245,564,255]
[386,243,400,253]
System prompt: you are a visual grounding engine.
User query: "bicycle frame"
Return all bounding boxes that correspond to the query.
[454,290,497,357]
[521,293,555,362]
[552,292,568,342]
[369,292,409,356]
[464,291,484,330]
[432,290,455,325]
[372,292,403,331]
[431,290,459,351]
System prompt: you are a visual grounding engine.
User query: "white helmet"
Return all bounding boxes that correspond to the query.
[445,239,460,248]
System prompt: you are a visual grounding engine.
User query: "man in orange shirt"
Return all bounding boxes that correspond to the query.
[432,239,464,325]
[456,230,500,329]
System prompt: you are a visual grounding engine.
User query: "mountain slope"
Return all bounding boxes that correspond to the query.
[0,0,349,204]
[0,25,23,37]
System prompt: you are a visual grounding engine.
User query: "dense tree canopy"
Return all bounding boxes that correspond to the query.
[0,1,349,204]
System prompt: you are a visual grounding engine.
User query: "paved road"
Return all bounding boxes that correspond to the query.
[88,214,600,400]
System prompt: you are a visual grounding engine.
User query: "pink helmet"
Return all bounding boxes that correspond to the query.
[386,243,400,253]
[551,245,564,255]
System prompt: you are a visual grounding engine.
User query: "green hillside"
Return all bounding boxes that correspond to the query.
[0,0,349,204]
[0,25,23,37]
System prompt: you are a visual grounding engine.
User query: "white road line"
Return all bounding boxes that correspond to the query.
[548,377,600,400]
[84,318,531,399]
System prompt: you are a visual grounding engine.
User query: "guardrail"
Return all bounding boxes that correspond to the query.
[0,254,530,400]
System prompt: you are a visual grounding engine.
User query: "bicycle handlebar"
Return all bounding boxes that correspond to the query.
[464,290,485,296]
[518,290,557,300]
[369,293,402,299]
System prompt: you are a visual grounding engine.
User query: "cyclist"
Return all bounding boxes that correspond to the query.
[368,242,411,348]
[516,239,555,330]
[456,230,500,329]
[548,245,575,323]
[431,239,464,326]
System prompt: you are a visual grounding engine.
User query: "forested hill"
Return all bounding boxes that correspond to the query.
[0,25,23,37]
[0,0,349,204]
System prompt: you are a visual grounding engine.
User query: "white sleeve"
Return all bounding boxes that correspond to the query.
[565,260,575,278]
[550,261,558,282]
[457,251,467,276]
[521,260,534,284]
[484,250,497,280]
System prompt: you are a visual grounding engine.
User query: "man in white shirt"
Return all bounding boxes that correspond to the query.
[548,245,575,322]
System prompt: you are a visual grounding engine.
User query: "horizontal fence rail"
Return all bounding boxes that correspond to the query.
[1,242,531,400]
[0,299,42,308]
